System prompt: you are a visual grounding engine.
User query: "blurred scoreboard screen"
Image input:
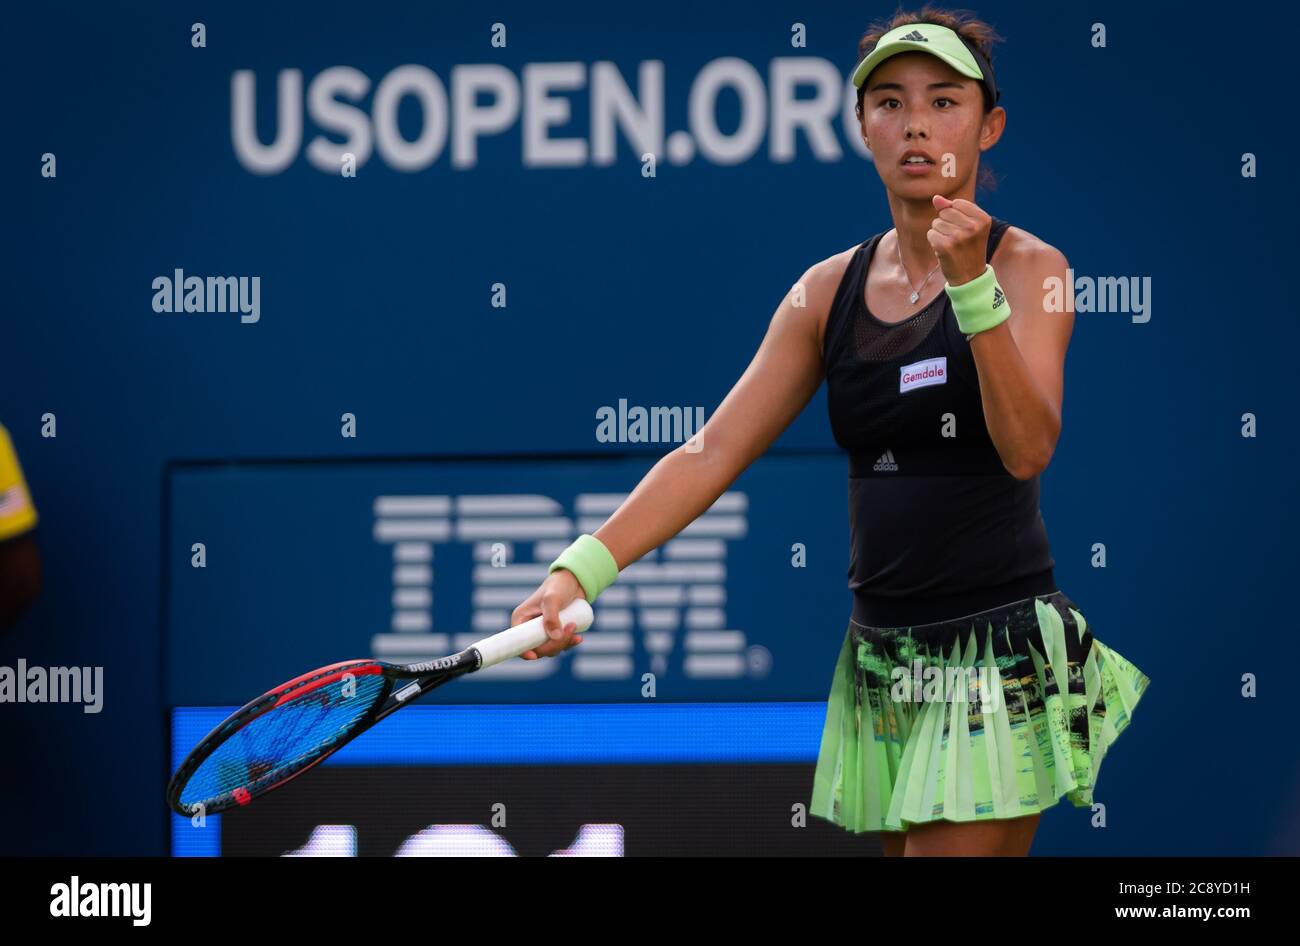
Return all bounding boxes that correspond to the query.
[170,704,879,856]
[166,455,867,856]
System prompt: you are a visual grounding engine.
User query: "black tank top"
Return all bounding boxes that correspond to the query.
[823,219,1056,627]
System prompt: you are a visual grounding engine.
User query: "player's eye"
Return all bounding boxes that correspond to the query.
[934,97,955,108]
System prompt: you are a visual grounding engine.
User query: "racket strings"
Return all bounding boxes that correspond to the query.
[179,673,388,809]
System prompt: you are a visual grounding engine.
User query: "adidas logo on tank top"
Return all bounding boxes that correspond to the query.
[872,449,899,472]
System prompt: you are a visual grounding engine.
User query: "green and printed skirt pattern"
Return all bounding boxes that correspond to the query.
[810,591,1150,832]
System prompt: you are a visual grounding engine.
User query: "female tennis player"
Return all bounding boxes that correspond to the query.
[511,8,1150,857]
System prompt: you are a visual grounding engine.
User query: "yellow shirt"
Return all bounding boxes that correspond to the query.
[0,424,38,540]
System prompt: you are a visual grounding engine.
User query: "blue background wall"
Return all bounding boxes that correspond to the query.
[2,0,1295,855]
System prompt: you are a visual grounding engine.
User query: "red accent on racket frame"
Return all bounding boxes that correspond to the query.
[270,661,383,709]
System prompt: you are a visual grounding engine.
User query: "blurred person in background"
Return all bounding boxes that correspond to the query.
[0,422,42,631]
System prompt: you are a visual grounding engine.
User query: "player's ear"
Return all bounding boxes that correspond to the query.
[978,106,1006,151]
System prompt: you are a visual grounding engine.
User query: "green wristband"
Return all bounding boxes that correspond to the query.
[549,534,619,604]
[944,263,1011,338]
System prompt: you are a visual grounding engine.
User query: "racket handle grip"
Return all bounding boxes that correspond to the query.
[474,599,594,669]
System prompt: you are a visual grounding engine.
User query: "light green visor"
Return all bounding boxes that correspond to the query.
[851,22,999,107]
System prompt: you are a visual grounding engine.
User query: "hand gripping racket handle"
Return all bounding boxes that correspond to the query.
[473,599,594,669]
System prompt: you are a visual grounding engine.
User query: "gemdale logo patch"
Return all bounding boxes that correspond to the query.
[899,356,946,393]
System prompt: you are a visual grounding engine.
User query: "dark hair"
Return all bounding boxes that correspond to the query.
[854,6,1003,190]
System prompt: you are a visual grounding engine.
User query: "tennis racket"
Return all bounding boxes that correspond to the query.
[167,598,594,817]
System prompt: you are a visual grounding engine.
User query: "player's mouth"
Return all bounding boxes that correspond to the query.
[900,150,936,175]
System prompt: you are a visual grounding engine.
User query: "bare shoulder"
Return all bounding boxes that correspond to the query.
[994,226,1075,344]
[793,243,858,353]
[992,225,1069,276]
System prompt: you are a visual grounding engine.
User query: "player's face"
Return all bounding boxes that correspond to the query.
[857,52,989,200]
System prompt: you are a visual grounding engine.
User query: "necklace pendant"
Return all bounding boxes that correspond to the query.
[909,291,919,304]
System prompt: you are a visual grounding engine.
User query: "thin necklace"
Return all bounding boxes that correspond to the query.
[894,231,941,305]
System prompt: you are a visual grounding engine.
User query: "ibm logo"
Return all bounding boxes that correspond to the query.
[370,492,762,680]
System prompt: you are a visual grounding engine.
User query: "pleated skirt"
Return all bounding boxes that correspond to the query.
[810,591,1150,832]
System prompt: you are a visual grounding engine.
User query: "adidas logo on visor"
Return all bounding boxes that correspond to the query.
[873,449,899,472]
[899,30,929,42]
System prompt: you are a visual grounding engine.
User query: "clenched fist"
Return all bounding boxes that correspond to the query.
[927,194,992,287]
